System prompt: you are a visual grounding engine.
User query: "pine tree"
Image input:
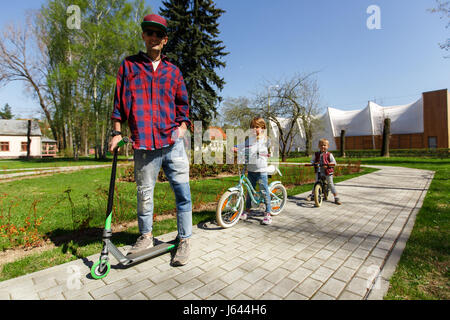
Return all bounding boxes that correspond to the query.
[0,103,13,119]
[160,0,228,126]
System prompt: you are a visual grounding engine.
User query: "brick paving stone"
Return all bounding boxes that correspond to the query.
[314,249,335,260]
[311,291,334,300]
[338,290,363,300]
[294,278,323,298]
[301,257,325,271]
[288,266,313,283]
[193,279,228,299]
[127,292,148,300]
[219,279,252,299]
[264,268,290,284]
[269,278,297,298]
[67,292,94,300]
[242,267,269,283]
[152,292,176,300]
[259,291,282,300]
[89,279,130,299]
[213,267,243,285]
[333,266,357,283]
[98,292,121,300]
[343,256,365,270]
[116,279,152,299]
[169,278,204,299]
[285,291,309,300]
[243,279,274,299]
[346,277,371,297]
[322,256,344,270]
[319,278,347,298]
[142,278,179,299]
[310,266,335,283]
[206,293,228,300]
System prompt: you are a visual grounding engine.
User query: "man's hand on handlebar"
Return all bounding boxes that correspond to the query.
[109,134,123,152]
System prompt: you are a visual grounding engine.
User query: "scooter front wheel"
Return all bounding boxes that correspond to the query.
[91,259,111,280]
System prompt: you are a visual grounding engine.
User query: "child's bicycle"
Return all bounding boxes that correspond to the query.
[305,163,335,207]
[216,165,287,228]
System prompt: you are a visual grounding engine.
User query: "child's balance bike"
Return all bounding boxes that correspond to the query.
[90,137,177,280]
[306,163,335,208]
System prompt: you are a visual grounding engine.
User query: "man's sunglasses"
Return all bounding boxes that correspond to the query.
[144,29,166,38]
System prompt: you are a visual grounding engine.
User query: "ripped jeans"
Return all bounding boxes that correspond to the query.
[134,138,192,239]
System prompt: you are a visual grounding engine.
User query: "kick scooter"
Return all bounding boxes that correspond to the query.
[90,137,177,279]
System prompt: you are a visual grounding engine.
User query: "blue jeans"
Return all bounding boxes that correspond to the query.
[133,138,192,239]
[246,171,271,214]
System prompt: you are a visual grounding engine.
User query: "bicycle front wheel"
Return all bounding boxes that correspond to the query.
[269,183,287,216]
[216,190,244,228]
[314,182,323,207]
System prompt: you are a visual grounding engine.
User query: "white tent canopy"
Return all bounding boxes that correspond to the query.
[330,98,423,137]
[271,97,424,152]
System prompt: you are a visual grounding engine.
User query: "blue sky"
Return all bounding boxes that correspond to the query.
[1,0,449,118]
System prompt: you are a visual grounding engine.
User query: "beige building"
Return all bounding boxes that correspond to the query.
[0,119,57,158]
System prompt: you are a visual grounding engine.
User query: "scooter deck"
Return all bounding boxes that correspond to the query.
[108,239,178,266]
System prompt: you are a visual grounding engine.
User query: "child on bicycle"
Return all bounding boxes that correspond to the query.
[307,138,342,205]
[233,117,273,225]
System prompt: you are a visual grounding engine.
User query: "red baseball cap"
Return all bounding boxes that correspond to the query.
[141,14,167,32]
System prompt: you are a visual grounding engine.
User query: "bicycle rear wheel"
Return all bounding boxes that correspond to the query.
[216,190,244,228]
[314,182,323,207]
[269,183,287,216]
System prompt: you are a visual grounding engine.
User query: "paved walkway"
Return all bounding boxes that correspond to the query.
[0,165,434,300]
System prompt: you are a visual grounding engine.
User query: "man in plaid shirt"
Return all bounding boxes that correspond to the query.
[109,14,192,267]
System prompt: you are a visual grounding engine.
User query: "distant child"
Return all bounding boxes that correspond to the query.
[307,138,342,205]
[233,117,273,225]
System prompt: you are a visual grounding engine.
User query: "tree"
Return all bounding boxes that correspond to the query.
[0,103,13,119]
[160,0,228,127]
[0,13,58,141]
[220,97,258,129]
[253,73,323,161]
[429,0,450,58]
[37,0,150,159]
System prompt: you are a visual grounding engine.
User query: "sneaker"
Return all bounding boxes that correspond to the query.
[262,213,272,225]
[306,194,314,201]
[127,233,153,256]
[335,198,342,205]
[240,211,249,220]
[171,238,191,266]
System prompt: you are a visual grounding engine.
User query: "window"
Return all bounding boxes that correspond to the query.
[428,136,437,149]
[0,142,9,152]
[21,142,28,152]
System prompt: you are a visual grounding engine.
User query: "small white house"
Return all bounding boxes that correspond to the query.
[0,119,53,159]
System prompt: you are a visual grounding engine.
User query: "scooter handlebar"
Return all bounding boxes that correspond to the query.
[114,137,130,151]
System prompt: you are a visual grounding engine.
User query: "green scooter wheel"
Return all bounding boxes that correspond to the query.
[91,260,111,280]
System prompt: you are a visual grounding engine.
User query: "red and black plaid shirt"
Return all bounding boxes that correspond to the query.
[111,51,190,150]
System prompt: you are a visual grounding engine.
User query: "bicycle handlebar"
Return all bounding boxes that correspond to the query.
[305,163,335,168]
